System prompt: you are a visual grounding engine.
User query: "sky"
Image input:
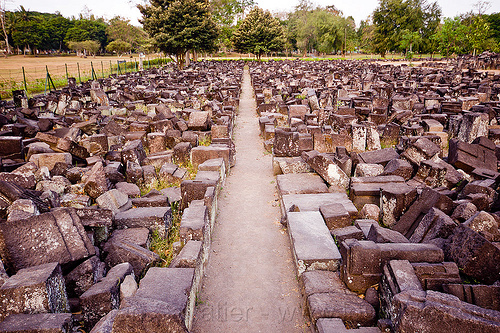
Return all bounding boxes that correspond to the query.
[5,0,500,27]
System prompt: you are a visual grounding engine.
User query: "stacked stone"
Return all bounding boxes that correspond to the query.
[0,60,242,332]
[250,57,500,333]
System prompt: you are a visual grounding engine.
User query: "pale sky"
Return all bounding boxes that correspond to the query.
[6,0,500,27]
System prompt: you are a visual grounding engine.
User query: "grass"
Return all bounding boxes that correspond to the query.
[0,54,170,99]
[149,201,182,267]
[198,135,212,147]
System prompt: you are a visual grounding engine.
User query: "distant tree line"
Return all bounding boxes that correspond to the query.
[1,0,499,63]
[0,6,148,56]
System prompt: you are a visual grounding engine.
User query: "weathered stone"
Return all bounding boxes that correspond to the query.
[444,284,500,312]
[319,203,352,230]
[444,225,500,284]
[463,211,500,242]
[170,240,202,268]
[96,189,130,213]
[367,224,409,243]
[0,313,73,333]
[448,137,497,173]
[84,162,108,199]
[273,128,301,157]
[80,262,134,328]
[0,208,94,271]
[409,207,457,243]
[339,239,443,293]
[360,204,380,221]
[114,207,172,239]
[276,173,328,196]
[391,290,500,333]
[412,262,461,291]
[392,187,453,238]
[382,159,413,180]
[355,163,384,177]
[287,211,341,275]
[308,292,376,326]
[66,256,106,297]
[187,111,210,131]
[0,262,68,322]
[303,150,349,191]
[179,203,208,242]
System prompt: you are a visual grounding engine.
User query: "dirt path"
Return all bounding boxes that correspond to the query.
[191,68,308,332]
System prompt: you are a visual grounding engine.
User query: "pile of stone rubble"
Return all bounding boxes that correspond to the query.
[250,57,500,333]
[0,60,242,332]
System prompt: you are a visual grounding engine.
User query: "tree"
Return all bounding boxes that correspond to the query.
[106,39,132,55]
[486,12,500,44]
[232,7,285,59]
[107,16,147,52]
[139,0,219,69]
[210,0,254,49]
[0,0,11,54]
[65,17,107,50]
[372,0,441,56]
[68,40,100,56]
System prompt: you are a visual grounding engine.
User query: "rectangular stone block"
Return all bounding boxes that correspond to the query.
[287,211,341,275]
[0,262,69,322]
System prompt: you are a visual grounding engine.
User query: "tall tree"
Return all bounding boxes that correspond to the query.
[210,0,254,49]
[232,7,285,59]
[139,0,219,68]
[372,0,441,56]
[0,0,10,54]
[107,16,147,52]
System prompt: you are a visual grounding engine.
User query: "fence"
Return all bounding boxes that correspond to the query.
[0,56,171,100]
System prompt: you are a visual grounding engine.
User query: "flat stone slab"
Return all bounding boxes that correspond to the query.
[276,173,328,196]
[0,313,73,333]
[282,193,357,219]
[114,207,171,238]
[308,292,376,326]
[287,211,341,275]
[316,318,381,333]
[134,267,194,313]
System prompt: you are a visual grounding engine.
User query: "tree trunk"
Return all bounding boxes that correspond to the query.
[0,9,10,55]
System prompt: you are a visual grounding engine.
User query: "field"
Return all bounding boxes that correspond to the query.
[0,52,443,100]
[0,54,166,99]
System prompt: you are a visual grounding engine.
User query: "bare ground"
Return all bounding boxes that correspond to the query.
[191,68,309,333]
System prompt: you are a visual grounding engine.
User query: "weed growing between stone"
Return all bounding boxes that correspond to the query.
[149,201,182,267]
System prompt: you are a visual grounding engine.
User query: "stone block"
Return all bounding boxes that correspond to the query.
[367,224,409,243]
[80,262,134,328]
[273,129,301,157]
[179,203,208,242]
[409,207,458,243]
[0,313,73,333]
[319,203,352,230]
[448,137,497,173]
[444,225,500,284]
[170,240,202,268]
[276,173,328,196]
[0,208,94,271]
[114,207,172,239]
[331,226,365,243]
[303,150,349,191]
[412,262,461,291]
[0,262,68,322]
[190,146,231,169]
[392,187,453,238]
[350,175,406,210]
[307,292,376,326]
[281,193,357,221]
[287,211,341,275]
[444,284,500,311]
[65,256,106,297]
[391,290,500,333]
